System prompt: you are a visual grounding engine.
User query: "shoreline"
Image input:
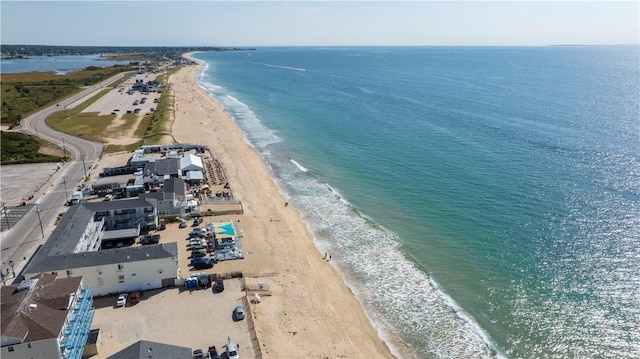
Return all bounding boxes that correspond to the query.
[171,53,396,358]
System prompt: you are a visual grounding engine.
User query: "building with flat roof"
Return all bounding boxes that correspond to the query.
[23,201,177,296]
[83,198,158,232]
[1,273,94,359]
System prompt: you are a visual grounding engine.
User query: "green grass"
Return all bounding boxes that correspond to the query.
[105,141,143,154]
[1,131,62,164]
[141,66,180,144]
[1,65,136,126]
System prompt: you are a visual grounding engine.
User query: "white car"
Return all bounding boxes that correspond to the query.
[226,343,239,359]
[116,293,128,307]
[104,194,113,201]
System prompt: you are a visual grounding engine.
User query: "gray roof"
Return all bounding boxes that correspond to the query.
[164,178,185,196]
[31,199,154,260]
[45,204,96,255]
[108,340,191,359]
[144,158,179,176]
[25,242,177,274]
[83,198,154,212]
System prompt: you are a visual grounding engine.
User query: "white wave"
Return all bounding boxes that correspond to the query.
[255,62,307,72]
[193,54,501,359]
[289,159,308,172]
[269,162,501,358]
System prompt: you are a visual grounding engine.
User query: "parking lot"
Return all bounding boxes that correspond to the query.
[83,73,160,116]
[91,278,256,359]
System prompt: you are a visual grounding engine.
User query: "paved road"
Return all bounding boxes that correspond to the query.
[1,73,128,283]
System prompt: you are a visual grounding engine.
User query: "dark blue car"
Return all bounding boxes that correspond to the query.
[190,257,213,269]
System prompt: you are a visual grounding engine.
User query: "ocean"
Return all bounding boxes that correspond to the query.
[0,54,130,74]
[192,47,640,358]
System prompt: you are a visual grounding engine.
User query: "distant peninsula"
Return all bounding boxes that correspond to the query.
[1,45,255,61]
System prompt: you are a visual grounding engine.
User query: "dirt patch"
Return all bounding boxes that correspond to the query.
[103,114,144,146]
[38,141,66,158]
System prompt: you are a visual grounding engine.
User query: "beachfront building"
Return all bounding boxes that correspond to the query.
[84,198,158,232]
[23,239,178,297]
[0,273,94,359]
[130,148,156,168]
[139,178,190,216]
[22,200,177,296]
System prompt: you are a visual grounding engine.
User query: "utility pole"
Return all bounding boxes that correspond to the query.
[63,176,69,203]
[61,137,67,161]
[81,156,88,179]
[35,204,45,238]
[1,202,11,230]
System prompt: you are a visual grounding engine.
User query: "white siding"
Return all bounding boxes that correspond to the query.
[1,338,61,359]
[26,256,177,297]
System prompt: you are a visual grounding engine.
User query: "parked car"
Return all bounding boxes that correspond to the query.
[179,220,188,228]
[198,273,211,288]
[104,194,113,201]
[158,219,166,230]
[208,346,219,359]
[226,343,239,359]
[141,234,160,245]
[233,305,245,321]
[192,216,203,226]
[189,228,206,238]
[191,249,207,258]
[214,278,225,293]
[190,240,207,250]
[192,349,204,359]
[190,257,213,269]
[116,293,128,307]
[130,291,142,304]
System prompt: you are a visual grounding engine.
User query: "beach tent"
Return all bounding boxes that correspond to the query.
[186,170,204,183]
[180,154,203,172]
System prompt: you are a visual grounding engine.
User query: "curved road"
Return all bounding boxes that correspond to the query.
[1,72,127,283]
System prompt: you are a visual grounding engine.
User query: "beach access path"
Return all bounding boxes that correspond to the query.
[169,55,395,358]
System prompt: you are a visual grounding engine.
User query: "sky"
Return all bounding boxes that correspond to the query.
[1,1,638,47]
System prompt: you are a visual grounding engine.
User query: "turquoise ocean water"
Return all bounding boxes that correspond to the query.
[193,47,639,358]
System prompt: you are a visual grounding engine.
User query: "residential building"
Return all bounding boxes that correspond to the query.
[84,198,158,232]
[1,273,94,359]
[22,201,178,296]
[140,178,188,216]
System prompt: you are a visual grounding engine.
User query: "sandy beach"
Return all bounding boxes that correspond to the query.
[169,54,395,358]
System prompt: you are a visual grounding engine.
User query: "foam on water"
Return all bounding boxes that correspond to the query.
[289,159,308,172]
[196,74,282,149]
[198,76,502,359]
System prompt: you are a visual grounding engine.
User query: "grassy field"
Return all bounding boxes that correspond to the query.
[1,131,63,165]
[4,63,178,164]
[1,65,136,126]
[46,67,180,153]
[141,66,179,145]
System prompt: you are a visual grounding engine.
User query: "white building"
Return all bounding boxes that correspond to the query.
[22,203,178,297]
[180,153,203,172]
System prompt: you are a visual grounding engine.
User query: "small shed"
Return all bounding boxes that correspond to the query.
[185,170,204,184]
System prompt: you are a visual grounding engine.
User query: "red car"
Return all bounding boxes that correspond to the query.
[130,291,142,304]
